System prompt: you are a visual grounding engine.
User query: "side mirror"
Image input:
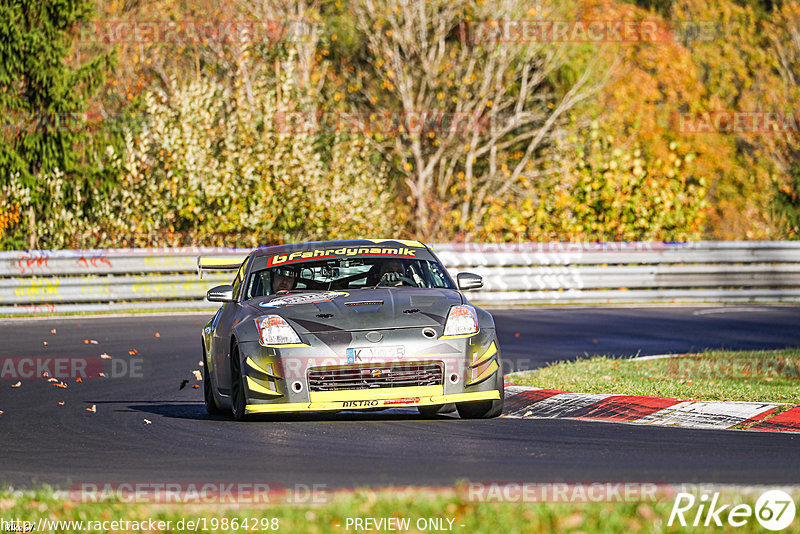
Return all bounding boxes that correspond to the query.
[457,272,483,290]
[207,284,235,302]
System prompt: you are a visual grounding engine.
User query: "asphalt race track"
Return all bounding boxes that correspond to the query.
[1,305,799,489]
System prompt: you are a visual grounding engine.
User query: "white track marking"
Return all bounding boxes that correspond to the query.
[692,307,778,316]
[507,392,613,418]
[631,401,780,429]
[504,385,542,397]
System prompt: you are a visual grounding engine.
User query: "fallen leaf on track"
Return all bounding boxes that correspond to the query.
[58,401,65,406]
[11,382,21,388]
[98,372,106,378]
[198,361,203,366]
[76,377,82,383]
[100,353,111,359]
[84,339,90,344]
[53,383,67,389]
[43,342,48,347]
[51,329,56,334]
[86,405,96,413]
[155,332,160,338]
[128,349,138,355]
[192,385,199,389]
[47,377,58,383]
[42,371,49,378]
[0,410,4,414]
[144,419,152,424]
[90,340,99,345]
[192,370,202,381]
[179,379,189,390]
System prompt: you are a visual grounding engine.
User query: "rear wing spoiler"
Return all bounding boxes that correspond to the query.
[196,256,247,278]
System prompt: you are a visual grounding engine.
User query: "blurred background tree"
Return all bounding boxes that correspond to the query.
[3,0,800,248]
[343,0,607,239]
[0,0,114,249]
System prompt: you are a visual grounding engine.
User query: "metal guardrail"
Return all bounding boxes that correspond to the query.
[1,242,799,314]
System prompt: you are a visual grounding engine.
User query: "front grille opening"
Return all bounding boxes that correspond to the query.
[307,362,443,391]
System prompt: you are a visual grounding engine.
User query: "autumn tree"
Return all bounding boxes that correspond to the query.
[0,0,113,248]
[344,0,607,239]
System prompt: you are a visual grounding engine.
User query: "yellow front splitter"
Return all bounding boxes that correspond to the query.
[245,390,500,414]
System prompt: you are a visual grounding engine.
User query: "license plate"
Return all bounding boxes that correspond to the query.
[346,346,405,363]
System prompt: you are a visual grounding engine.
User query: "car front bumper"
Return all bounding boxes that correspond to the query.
[239,326,502,414]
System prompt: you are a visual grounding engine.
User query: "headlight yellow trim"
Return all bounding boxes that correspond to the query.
[439,328,480,340]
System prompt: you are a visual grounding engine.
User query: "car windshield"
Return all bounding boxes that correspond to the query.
[246,257,454,298]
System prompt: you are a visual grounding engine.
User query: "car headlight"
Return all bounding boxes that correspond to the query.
[442,305,479,337]
[255,315,302,345]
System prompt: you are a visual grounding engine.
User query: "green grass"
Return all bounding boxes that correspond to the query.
[1,486,798,533]
[509,348,800,403]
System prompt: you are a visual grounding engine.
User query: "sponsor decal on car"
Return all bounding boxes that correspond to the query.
[341,400,380,408]
[258,291,348,308]
[383,397,421,406]
[267,246,418,267]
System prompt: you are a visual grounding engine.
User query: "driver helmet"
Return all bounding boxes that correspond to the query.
[272,266,299,292]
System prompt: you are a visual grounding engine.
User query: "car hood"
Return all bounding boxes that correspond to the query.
[246,287,462,333]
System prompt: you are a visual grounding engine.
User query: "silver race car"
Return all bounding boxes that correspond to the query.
[199,239,503,420]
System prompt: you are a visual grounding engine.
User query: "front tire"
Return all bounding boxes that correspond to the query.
[456,372,504,419]
[229,344,248,421]
[203,343,224,416]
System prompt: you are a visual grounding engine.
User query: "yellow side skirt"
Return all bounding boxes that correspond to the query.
[245,390,500,414]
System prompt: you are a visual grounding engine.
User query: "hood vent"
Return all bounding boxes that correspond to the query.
[345,300,383,306]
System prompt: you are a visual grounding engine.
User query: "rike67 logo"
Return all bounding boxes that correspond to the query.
[669,490,796,530]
